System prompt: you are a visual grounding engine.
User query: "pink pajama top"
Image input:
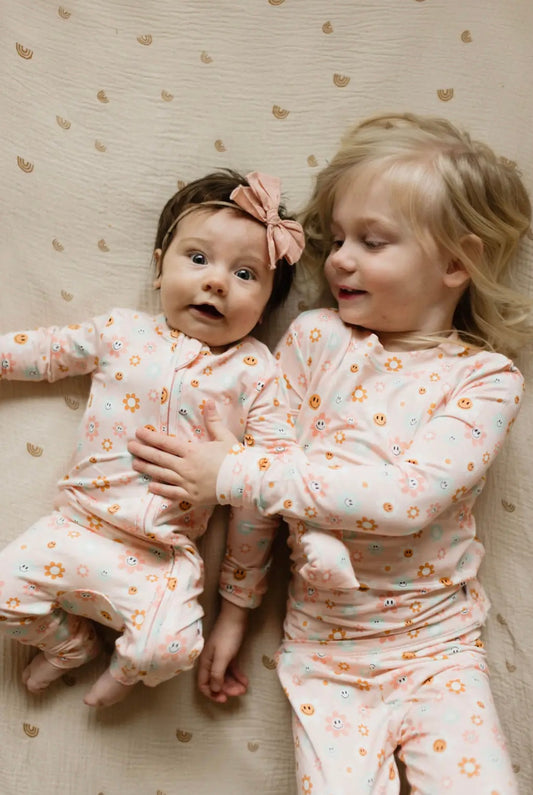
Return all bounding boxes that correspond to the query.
[0,308,284,610]
[217,309,524,647]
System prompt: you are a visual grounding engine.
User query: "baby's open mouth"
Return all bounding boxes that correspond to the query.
[339,288,365,297]
[191,303,223,318]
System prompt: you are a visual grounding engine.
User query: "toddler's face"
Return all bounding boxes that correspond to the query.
[324,173,465,349]
[154,208,274,350]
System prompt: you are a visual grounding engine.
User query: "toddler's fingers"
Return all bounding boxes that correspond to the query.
[128,439,180,470]
[130,455,180,484]
[204,400,239,448]
[134,426,187,456]
[147,481,188,500]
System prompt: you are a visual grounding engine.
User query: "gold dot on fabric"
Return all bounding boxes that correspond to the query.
[272,104,289,119]
[16,43,33,59]
[437,88,454,101]
[64,396,80,410]
[17,156,34,173]
[333,73,350,88]
[56,116,71,129]
[501,499,516,512]
[26,443,43,457]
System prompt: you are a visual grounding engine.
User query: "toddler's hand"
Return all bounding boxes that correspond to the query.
[127,401,239,504]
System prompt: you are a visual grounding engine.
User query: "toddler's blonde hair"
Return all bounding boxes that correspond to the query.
[300,112,532,357]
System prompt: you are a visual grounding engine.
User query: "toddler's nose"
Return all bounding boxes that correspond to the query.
[329,243,356,272]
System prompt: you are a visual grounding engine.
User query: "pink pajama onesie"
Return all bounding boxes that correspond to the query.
[0,308,281,686]
[217,309,521,794]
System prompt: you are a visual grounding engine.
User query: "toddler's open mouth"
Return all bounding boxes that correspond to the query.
[339,288,366,298]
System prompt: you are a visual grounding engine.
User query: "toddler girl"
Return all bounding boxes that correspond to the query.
[129,114,531,792]
[0,169,304,707]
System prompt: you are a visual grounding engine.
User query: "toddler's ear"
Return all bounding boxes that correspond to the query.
[445,234,483,288]
[153,249,162,288]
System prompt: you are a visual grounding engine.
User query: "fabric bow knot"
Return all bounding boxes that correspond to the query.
[230,172,305,269]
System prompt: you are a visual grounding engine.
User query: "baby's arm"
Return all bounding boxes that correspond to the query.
[198,599,249,702]
[0,317,106,382]
[199,360,284,700]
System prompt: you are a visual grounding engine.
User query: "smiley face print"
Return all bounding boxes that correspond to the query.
[300,703,315,716]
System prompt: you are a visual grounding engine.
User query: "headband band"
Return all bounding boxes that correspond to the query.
[160,172,305,270]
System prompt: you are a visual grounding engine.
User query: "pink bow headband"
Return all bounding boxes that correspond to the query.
[160,172,305,270]
[230,172,305,269]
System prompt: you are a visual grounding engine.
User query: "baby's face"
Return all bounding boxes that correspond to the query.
[154,208,274,351]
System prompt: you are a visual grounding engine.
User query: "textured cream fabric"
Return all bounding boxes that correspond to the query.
[1,2,531,794]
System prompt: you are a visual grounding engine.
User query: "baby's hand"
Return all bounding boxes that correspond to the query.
[198,602,249,703]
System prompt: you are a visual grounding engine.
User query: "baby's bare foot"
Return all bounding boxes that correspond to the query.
[22,653,65,693]
[84,668,134,707]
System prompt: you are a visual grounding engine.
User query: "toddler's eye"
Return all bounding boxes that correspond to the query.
[330,239,343,251]
[364,239,386,249]
[235,268,255,281]
[190,252,207,265]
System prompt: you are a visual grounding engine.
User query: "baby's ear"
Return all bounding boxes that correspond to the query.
[444,234,482,288]
[153,249,162,288]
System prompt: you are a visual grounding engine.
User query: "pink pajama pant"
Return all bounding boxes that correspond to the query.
[0,509,204,686]
[276,631,518,795]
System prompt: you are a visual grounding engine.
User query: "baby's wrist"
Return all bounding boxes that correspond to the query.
[219,598,249,625]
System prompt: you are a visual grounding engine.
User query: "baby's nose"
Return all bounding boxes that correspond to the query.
[202,270,228,295]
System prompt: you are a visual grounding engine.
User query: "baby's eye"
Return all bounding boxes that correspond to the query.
[190,252,207,265]
[235,268,256,281]
[330,239,343,251]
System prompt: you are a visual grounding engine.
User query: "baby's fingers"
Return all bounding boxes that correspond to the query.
[198,650,227,703]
